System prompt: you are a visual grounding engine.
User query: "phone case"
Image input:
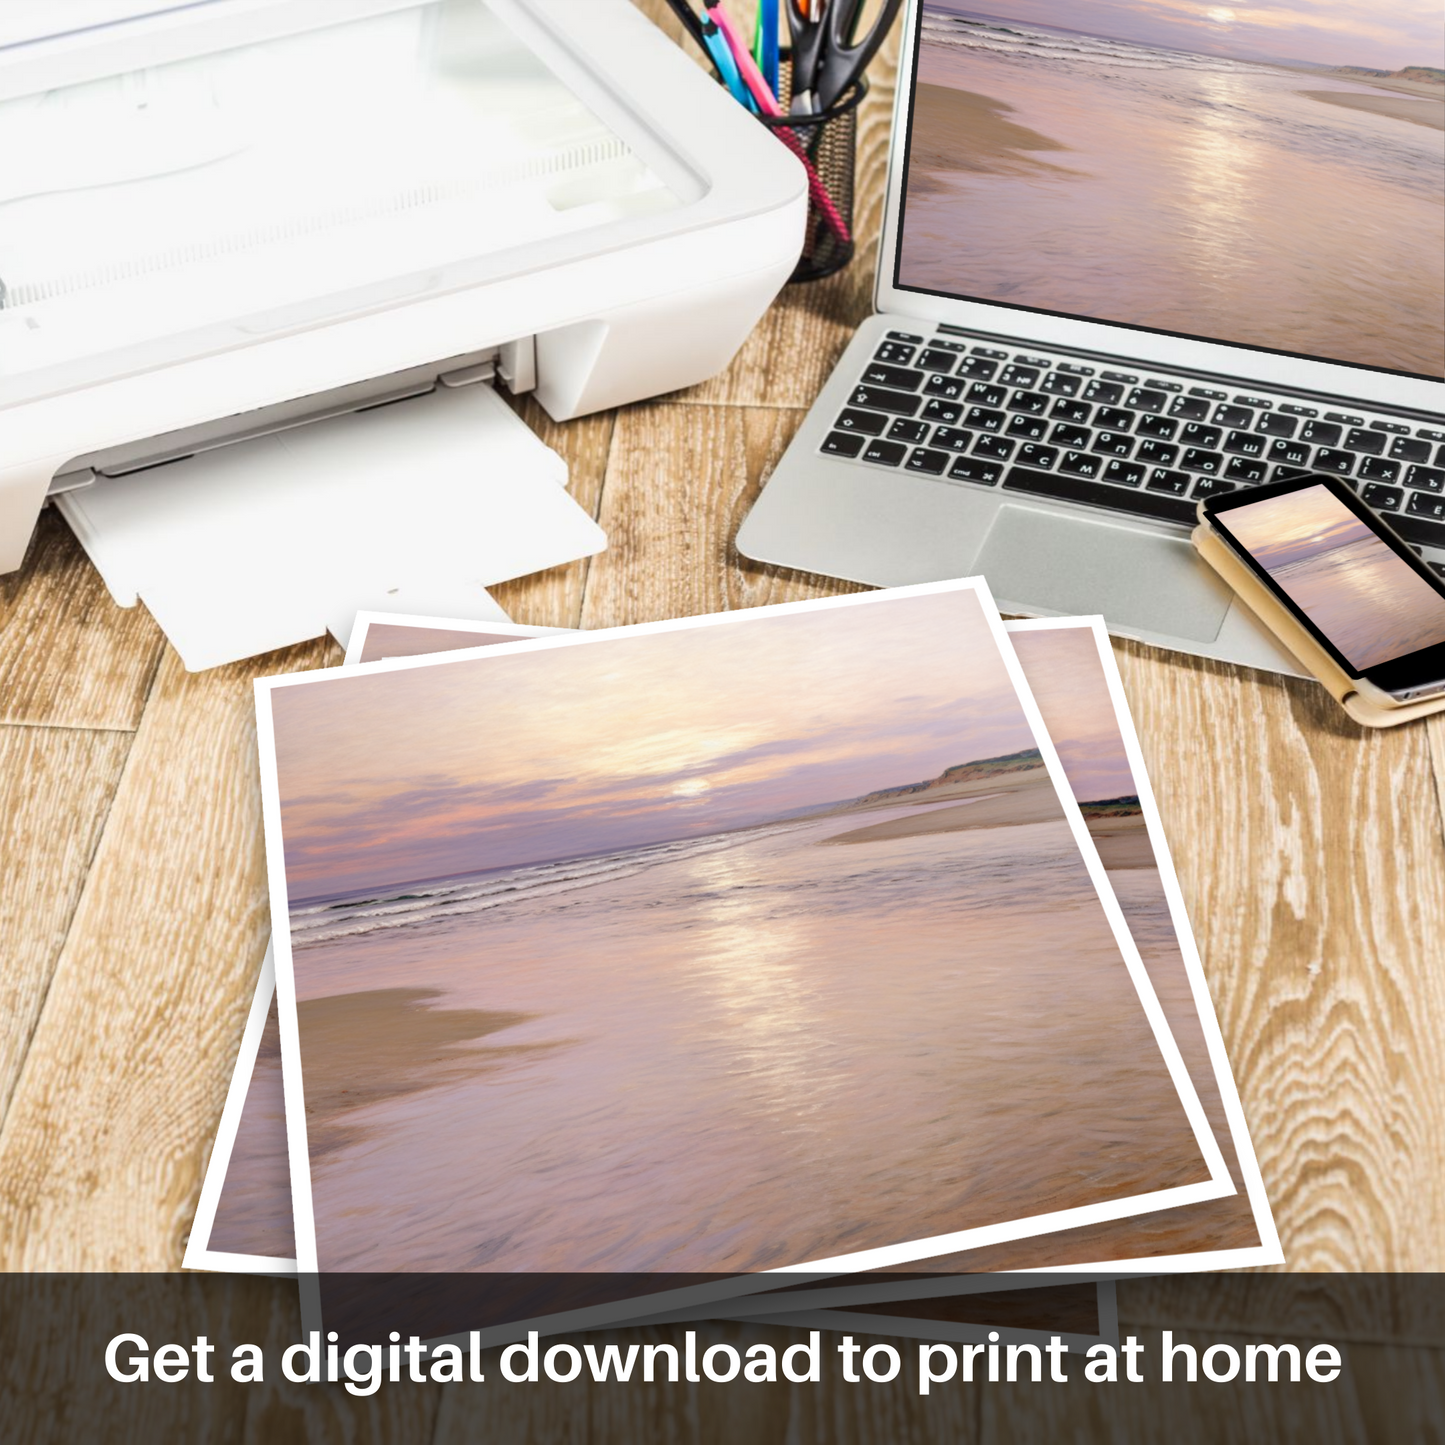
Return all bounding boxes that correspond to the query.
[1192,520,1445,729]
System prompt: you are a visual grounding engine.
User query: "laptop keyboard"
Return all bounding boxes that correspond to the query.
[822,330,1445,571]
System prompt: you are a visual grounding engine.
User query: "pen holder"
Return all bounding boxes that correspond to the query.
[760,74,867,284]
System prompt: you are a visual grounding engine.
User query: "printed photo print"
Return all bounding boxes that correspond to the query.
[1223,483,1445,671]
[899,2,1445,376]
[258,585,1227,1308]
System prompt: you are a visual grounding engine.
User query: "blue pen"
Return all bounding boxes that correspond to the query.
[758,0,780,98]
[700,14,755,110]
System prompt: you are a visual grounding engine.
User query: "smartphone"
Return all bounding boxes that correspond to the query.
[1201,474,1445,706]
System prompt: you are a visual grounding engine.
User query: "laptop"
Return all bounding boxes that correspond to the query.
[737,1,1445,672]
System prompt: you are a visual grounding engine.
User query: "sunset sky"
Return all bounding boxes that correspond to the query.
[933,2,1444,71]
[1222,484,1371,571]
[268,589,1040,900]
[1009,626,1137,803]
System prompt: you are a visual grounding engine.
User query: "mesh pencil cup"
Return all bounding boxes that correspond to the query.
[759,74,867,283]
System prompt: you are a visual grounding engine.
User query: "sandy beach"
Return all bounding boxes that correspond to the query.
[1299,89,1444,130]
[820,768,1062,843]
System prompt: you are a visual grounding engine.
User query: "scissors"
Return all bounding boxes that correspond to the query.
[786,0,903,113]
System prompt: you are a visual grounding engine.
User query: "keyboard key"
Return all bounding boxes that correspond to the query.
[1406,465,1445,493]
[1387,513,1445,549]
[1004,465,1197,524]
[1325,411,1363,426]
[922,398,963,424]
[860,438,907,466]
[1040,372,1081,396]
[1168,395,1211,421]
[970,346,1009,359]
[1268,438,1312,467]
[1137,440,1179,467]
[1389,437,1431,463]
[1083,379,1124,404]
[1180,423,1222,449]
[1093,432,1135,457]
[916,348,959,373]
[1017,444,1059,469]
[974,435,1015,461]
[1193,476,1237,499]
[1057,362,1094,375]
[948,457,1003,485]
[1136,414,1178,440]
[1344,428,1385,455]
[1051,423,1091,449]
[862,363,925,390]
[1421,428,1445,442]
[1006,414,1048,440]
[1235,395,1273,408]
[930,339,969,352]
[1146,379,1182,392]
[1094,406,1134,432]
[1279,403,1317,417]
[930,426,974,452]
[1361,483,1403,511]
[1014,355,1051,368]
[1104,459,1145,487]
[1257,413,1298,438]
[967,382,1008,407]
[886,330,924,343]
[1369,419,1410,434]
[965,406,1006,432]
[1223,430,1266,458]
[1314,448,1354,475]
[1147,469,1191,495]
[1126,387,1167,413]
[1434,445,1445,466]
[1050,398,1092,424]
[874,341,916,365]
[1224,456,1267,483]
[906,447,950,475]
[821,431,865,457]
[1407,491,1445,521]
[1214,404,1254,429]
[850,384,921,417]
[835,408,890,435]
[1101,370,1138,384]
[1060,451,1103,478]
[887,418,932,444]
[1188,386,1227,400]
[1272,465,1316,481]
[1300,420,1341,446]
[958,356,999,380]
[1182,447,1223,474]
[999,364,1040,388]
[924,374,966,400]
[1358,457,1400,483]
[1008,390,1050,415]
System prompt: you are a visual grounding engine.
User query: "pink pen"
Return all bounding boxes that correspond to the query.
[705,2,853,247]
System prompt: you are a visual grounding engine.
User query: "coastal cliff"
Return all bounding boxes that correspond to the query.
[856,748,1044,806]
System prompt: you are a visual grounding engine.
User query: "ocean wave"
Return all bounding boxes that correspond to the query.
[921,13,1254,75]
[287,824,815,947]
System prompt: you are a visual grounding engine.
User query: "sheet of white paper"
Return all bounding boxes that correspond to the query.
[58,384,603,669]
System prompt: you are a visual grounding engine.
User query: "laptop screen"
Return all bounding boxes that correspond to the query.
[895,3,1445,381]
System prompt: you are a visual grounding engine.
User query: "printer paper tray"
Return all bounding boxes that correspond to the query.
[57,384,604,671]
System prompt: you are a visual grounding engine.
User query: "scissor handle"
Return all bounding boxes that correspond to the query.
[814,0,902,109]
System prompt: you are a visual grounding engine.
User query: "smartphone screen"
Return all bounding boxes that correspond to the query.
[1204,476,1445,698]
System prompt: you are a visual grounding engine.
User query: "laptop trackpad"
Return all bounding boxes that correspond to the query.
[975,505,1233,642]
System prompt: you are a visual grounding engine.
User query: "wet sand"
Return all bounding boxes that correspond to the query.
[907,82,1075,190]
[298,988,550,1156]
[1086,813,1154,870]
[820,771,1062,844]
[1298,90,1444,131]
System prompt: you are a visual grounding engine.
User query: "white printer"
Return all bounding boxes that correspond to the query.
[0,0,806,665]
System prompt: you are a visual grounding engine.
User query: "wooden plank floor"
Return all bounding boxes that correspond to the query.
[1,5,1440,1438]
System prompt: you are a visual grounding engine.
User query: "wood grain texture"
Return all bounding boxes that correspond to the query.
[0,725,133,1124]
[0,509,165,730]
[580,403,866,630]
[1109,639,1445,1270]
[0,642,330,1269]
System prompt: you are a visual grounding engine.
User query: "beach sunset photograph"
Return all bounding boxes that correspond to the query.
[900,1,1445,375]
[1223,483,1445,670]
[262,588,1221,1280]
